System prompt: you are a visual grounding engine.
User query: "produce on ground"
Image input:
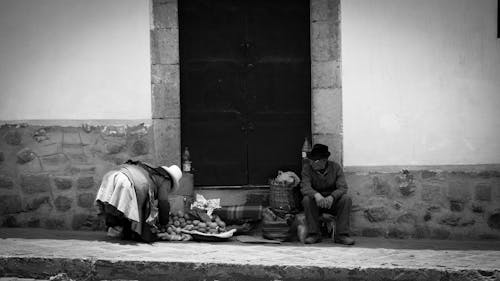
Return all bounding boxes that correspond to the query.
[156,210,227,241]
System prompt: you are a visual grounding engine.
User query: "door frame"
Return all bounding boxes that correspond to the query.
[149,0,343,169]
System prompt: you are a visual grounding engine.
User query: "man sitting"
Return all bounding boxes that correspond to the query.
[300,144,355,245]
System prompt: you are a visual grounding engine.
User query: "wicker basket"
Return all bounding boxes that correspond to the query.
[269,180,296,213]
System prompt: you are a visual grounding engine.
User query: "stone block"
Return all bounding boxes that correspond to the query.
[421,170,437,179]
[414,225,430,238]
[478,234,500,240]
[421,183,442,202]
[2,215,19,227]
[153,0,177,4]
[26,218,40,228]
[16,147,36,163]
[45,218,66,229]
[427,205,441,212]
[54,196,73,212]
[396,171,416,196]
[102,126,126,137]
[399,183,416,197]
[131,139,149,156]
[487,213,500,230]
[105,143,124,155]
[152,118,181,166]
[312,88,341,135]
[423,212,432,221]
[447,180,471,202]
[371,176,391,196]
[72,214,104,231]
[0,195,23,214]
[361,227,384,237]
[4,130,22,145]
[152,83,180,119]
[459,218,475,226]
[54,177,73,190]
[387,227,409,239]
[78,193,95,208]
[69,165,96,175]
[77,176,95,190]
[392,201,402,210]
[475,183,492,201]
[311,21,339,62]
[20,174,51,194]
[477,170,500,177]
[153,1,178,29]
[62,131,82,144]
[471,203,484,213]
[310,0,339,22]
[127,123,150,137]
[439,214,460,226]
[26,196,50,211]
[32,142,59,156]
[449,200,464,212]
[311,60,340,89]
[151,64,179,85]
[364,206,389,222]
[0,174,14,189]
[151,28,179,65]
[67,152,89,164]
[430,228,450,239]
[40,153,70,171]
[396,213,417,225]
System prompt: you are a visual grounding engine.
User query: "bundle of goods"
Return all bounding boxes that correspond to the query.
[213,204,264,235]
[269,171,301,213]
[261,207,297,242]
[157,194,236,242]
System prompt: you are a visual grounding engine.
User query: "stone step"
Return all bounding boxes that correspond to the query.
[0,228,499,281]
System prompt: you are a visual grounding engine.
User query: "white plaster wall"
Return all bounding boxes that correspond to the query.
[0,0,151,120]
[343,0,500,166]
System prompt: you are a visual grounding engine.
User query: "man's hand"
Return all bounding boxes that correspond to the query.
[324,195,334,209]
[314,193,326,208]
[315,193,333,209]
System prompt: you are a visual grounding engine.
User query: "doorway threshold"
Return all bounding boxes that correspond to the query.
[195,185,270,190]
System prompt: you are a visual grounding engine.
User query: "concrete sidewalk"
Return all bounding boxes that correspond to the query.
[0,228,499,281]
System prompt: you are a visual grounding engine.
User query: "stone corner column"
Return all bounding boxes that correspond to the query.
[150,0,181,167]
[310,0,343,165]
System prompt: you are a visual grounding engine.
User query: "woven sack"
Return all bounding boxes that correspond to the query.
[269,181,297,213]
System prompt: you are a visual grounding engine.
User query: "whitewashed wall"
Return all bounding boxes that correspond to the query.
[0,0,151,120]
[343,0,500,166]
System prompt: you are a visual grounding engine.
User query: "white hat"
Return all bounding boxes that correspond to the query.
[160,165,182,192]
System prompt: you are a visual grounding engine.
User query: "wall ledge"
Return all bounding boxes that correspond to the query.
[344,164,500,174]
[0,119,152,127]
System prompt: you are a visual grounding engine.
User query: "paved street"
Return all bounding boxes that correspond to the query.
[0,228,499,281]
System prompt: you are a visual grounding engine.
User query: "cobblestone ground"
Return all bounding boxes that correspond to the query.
[1,228,499,281]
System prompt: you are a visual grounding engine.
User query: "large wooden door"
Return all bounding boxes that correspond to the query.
[180,0,310,186]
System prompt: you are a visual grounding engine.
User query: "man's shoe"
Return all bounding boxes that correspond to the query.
[334,235,355,245]
[304,234,322,244]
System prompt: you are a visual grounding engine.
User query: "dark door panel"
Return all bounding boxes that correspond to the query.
[180,0,246,61]
[180,0,310,186]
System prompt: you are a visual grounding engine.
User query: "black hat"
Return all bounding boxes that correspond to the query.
[307,144,331,160]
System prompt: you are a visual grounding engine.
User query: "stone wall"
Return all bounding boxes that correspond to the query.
[346,166,500,240]
[1,121,498,240]
[0,121,154,230]
[310,0,343,165]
